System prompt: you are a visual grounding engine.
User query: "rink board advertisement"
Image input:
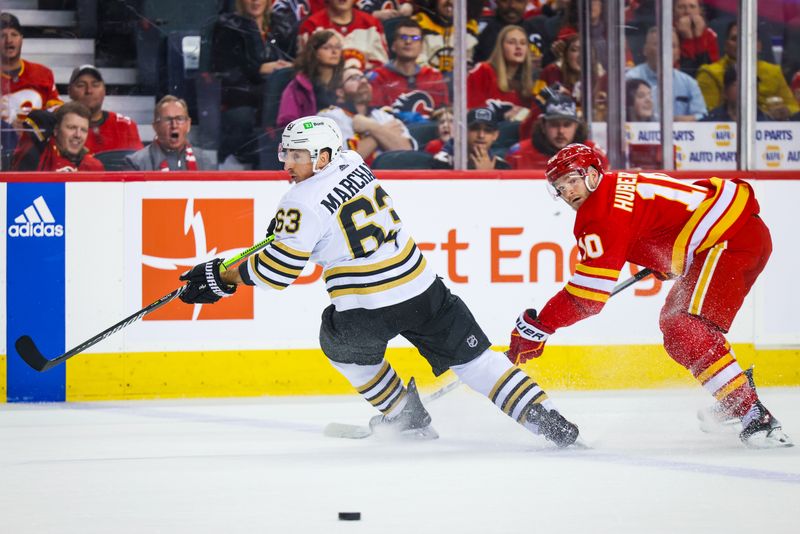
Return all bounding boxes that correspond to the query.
[2,173,800,401]
[620,122,800,170]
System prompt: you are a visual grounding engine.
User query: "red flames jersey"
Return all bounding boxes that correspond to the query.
[299,8,388,70]
[368,64,450,117]
[85,111,144,153]
[537,171,760,331]
[1,60,62,122]
[37,137,105,172]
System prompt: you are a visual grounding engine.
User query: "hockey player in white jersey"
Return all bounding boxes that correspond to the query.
[178,115,580,447]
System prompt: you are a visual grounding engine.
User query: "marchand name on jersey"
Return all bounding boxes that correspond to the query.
[613,172,638,213]
[320,163,377,214]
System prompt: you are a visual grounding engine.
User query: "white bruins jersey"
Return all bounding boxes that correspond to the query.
[244,150,436,311]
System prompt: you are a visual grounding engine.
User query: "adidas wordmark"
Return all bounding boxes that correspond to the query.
[8,196,64,238]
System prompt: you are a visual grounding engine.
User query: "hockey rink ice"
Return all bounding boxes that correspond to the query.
[1,385,799,533]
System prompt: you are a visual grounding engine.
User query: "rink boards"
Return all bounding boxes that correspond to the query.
[2,171,799,401]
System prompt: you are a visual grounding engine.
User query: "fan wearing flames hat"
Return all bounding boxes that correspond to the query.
[507,143,792,449]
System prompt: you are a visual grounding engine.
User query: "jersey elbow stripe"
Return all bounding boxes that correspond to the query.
[565,283,610,303]
[271,241,311,261]
[257,253,304,279]
[327,255,427,298]
[249,256,292,290]
[570,273,617,293]
[575,264,620,279]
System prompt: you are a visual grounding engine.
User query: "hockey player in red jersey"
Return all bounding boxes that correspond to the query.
[507,143,792,449]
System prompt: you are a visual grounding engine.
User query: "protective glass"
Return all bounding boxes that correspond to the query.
[277,144,312,163]
[547,171,585,199]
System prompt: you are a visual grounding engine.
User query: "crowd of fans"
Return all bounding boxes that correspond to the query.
[3,0,800,172]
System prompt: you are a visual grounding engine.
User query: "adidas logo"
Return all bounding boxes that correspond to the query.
[8,195,64,238]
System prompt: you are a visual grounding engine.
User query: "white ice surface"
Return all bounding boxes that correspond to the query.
[1,387,799,533]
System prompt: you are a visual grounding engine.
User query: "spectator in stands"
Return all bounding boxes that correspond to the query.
[424,106,452,154]
[1,11,62,163]
[696,22,799,120]
[625,27,707,121]
[67,65,143,153]
[702,66,768,122]
[1,12,62,126]
[277,30,344,127]
[298,0,388,70]
[433,107,511,170]
[12,102,104,172]
[673,0,718,76]
[506,93,606,169]
[126,96,216,171]
[319,65,414,163]
[540,33,609,121]
[474,0,527,63]
[369,18,450,122]
[626,78,655,121]
[212,0,295,164]
[467,25,535,121]
[414,0,481,73]
[357,0,414,21]
[522,0,571,69]
[793,72,800,108]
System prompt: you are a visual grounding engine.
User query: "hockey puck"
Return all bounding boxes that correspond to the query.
[338,512,361,521]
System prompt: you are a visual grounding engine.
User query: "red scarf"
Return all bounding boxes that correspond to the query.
[158,143,198,171]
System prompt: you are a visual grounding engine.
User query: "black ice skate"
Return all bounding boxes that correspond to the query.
[697,367,754,434]
[526,404,580,448]
[368,377,439,440]
[739,401,793,449]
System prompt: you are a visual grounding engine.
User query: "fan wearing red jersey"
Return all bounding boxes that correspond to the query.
[298,0,388,70]
[34,101,104,172]
[1,13,62,124]
[67,65,143,153]
[368,18,449,121]
[508,143,792,449]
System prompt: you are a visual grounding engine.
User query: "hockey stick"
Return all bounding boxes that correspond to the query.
[15,235,276,372]
[424,267,655,401]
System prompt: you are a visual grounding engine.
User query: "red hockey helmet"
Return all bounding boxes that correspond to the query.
[545,143,605,197]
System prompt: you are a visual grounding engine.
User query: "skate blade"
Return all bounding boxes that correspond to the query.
[371,424,440,441]
[743,429,794,449]
[324,422,373,439]
[570,436,592,449]
[399,425,439,440]
[697,409,742,435]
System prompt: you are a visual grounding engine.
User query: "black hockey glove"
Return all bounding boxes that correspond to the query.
[179,258,236,304]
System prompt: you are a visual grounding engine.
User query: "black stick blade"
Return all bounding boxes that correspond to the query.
[15,335,52,372]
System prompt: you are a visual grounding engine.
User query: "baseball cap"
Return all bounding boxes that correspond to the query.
[0,12,22,33]
[69,64,104,85]
[467,107,498,130]
[543,94,579,122]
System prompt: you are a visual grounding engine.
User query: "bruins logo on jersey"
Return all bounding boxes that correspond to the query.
[428,47,455,72]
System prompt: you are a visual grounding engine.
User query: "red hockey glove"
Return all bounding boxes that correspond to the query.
[508,309,554,364]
